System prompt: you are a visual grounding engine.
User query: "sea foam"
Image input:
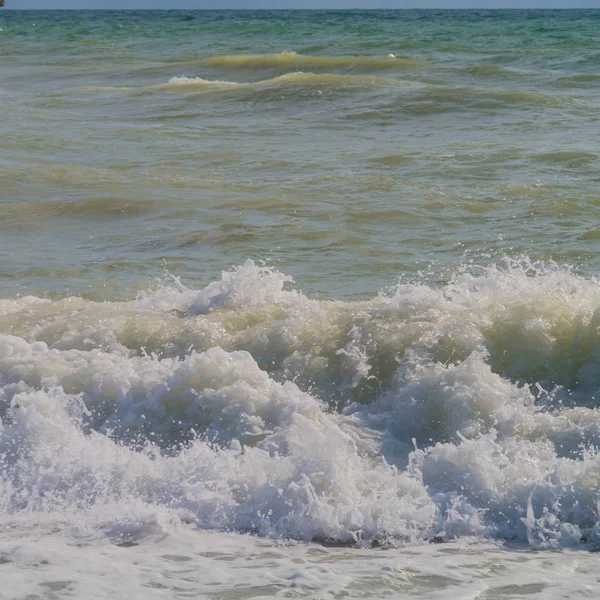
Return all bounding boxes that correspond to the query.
[3,259,600,548]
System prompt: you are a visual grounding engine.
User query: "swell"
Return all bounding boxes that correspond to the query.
[165,71,397,91]
[416,85,566,109]
[0,196,155,225]
[345,84,570,119]
[78,71,404,92]
[68,72,406,106]
[554,74,600,88]
[70,76,564,114]
[178,52,425,72]
[532,150,598,167]
[463,64,524,77]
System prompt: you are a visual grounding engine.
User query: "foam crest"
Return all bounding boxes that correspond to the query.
[135,259,299,316]
[166,75,239,87]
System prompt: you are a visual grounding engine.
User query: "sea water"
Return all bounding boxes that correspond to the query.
[3,9,600,599]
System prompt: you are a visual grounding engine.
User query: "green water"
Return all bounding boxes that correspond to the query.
[2,10,600,300]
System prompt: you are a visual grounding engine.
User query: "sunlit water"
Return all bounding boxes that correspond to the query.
[3,9,600,599]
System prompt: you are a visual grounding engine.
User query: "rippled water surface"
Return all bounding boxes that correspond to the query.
[3,9,600,599]
[4,10,600,299]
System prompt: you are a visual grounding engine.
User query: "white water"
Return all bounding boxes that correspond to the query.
[4,259,600,598]
[3,526,599,600]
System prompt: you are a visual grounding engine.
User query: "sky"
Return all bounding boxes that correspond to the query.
[6,0,600,8]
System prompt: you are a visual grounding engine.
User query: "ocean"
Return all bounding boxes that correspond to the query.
[3,8,600,598]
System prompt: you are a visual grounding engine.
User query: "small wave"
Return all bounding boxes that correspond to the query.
[145,72,401,104]
[488,88,564,106]
[82,39,114,46]
[166,75,240,88]
[166,71,392,89]
[195,51,425,71]
[71,72,401,101]
[533,151,597,166]
[464,64,522,77]
[389,85,567,115]
[436,86,564,107]
[260,71,394,87]
[344,84,566,120]
[0,196,154,226]
[368,153,412,167]
[69,85,134,93]
[555,73,600,88]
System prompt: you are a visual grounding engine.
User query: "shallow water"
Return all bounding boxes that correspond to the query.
[3,9,600,599]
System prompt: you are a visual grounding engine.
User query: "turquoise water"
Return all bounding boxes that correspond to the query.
[4,10,600,599]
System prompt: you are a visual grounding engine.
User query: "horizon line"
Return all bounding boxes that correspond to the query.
[4,6,599,9]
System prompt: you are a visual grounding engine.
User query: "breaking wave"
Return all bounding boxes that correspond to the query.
[4,259,600,548]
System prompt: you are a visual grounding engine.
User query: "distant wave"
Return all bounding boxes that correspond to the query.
[70,76,564,113]
[532,150,598,166]
[166,71,399,90]
[185,51,425,71]
[463,64,523,77]
[554,74,600,88]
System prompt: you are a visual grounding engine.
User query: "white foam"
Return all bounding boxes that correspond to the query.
[135,259,300,315]
[3,524,595,600]
[3,259,600,551]
[166,75,239,87]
